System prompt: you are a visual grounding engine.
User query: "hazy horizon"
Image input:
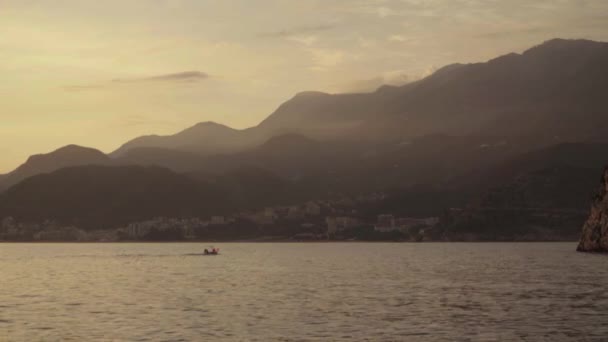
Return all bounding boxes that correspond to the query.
[2,0,608,173]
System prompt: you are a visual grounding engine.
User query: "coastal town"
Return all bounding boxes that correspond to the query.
[0,192,439,242]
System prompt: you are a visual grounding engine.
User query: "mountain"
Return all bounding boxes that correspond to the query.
[435,165,596,241]
[0,165,229,229]
[3,38,607,240]
[477,165,598,211]
[189,166,312,210]
[0,145,110,191]
[578,167,608,252]
[255,90,386,140]
[96,39,608,201]
[280,39,608,143]
[113,147,207,173]
[365,141,608,214]
[111,121,257,157]
[203,134,331,178]
[112,38,608,159]
[434,143,608,241]
[452,142,608,196]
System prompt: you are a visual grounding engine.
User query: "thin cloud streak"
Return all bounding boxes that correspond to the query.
[63,84,106,92]
[111,71,209,83]
[64,71,209,92]
[258,24,336,38]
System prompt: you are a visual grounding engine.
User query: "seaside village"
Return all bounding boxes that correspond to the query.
[0,193,439,242]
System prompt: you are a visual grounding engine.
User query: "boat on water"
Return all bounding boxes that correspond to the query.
[203,247,219,255]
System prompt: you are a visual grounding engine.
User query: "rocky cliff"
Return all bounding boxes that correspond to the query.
[577,167,608,252]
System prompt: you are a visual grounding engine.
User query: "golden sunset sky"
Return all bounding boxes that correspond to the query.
[2,0,608,172]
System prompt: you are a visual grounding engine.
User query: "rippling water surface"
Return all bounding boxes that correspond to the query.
[1,243,607,341]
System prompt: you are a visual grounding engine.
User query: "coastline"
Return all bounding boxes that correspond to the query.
[0,239,580,243]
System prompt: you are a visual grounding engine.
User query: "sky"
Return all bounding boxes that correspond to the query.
[1,0,608,173]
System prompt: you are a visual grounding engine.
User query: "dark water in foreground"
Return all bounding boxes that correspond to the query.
[0,243,607,341]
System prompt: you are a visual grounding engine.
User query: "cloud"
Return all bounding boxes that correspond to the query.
[307,48,345,71]
[334,66,444,93]
[63,84,106,92]
[338,76,386,93]
[111,71,209,83]
[287,35,319,46]
[258,24,336,38]
[334,70,412,93]
[377,6,396,18]
[388,34,407,42]
[64,71,209,91]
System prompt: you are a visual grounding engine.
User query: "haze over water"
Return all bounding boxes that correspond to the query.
[1,243,606,341]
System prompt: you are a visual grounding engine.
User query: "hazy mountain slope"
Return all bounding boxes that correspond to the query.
[479,166,598,210]
[443,165,598,240]
[110,39,608,162]
[197,135,607,198]
[259,38,608,142]
[357,142,608,227]
[333,135,525,192]
[188,133,528,198]
[0,145,110,191]
[0,165,230,229]
[429,142,608,213]
[111,121,258,157]
[255,90,392,140]
[203,134,362,180]
[434,143,608,240]
[455,142,608,195]
[188,166,314,210]
[112,147,207,173]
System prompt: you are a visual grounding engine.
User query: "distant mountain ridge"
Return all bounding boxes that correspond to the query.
[3,38,608,184]
[0,145,110,190]
[113,147,207,173]
[112,38,608,158]
[111,121,254,157]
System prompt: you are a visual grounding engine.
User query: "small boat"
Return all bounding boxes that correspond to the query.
[203,247,219,255]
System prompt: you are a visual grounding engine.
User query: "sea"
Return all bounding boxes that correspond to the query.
[1,242,607,341]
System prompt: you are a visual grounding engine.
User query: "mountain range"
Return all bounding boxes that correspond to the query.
[0,145,110,191]
[111,38,608,157]
[0,165,228,229]
[1,38,608,235]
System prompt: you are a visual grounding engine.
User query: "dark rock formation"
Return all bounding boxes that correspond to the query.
[577,167,608,252]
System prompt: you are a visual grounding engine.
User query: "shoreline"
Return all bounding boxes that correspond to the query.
[0,240,579,243]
